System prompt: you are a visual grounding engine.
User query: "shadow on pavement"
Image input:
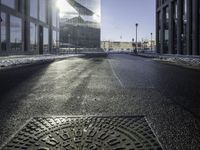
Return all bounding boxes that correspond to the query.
[0,62,53,98]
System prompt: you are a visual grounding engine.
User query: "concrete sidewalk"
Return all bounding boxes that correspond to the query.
[135,52,200,70]
[0,54,83,70]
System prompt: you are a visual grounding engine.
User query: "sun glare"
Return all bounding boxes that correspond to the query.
[56,0,77,14]
[93,14,101,23]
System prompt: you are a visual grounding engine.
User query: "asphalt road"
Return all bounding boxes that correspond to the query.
[0,54,200,150]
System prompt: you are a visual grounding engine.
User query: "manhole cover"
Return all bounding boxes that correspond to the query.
[1,116,162,150]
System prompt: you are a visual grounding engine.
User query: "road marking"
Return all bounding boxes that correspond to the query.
[108,59,124,88]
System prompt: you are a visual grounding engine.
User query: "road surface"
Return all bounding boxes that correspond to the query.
[0,54,200,149]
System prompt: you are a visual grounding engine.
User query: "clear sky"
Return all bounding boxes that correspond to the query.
[101,0,155,42]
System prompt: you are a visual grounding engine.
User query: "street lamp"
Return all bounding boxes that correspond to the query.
[135,23,138,53]
[150,32,153,51]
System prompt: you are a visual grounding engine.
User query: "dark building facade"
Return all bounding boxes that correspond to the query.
[156,0,200,55]
[0,0,59,55]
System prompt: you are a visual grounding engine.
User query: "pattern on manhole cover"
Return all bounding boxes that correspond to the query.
[1,116,162,150]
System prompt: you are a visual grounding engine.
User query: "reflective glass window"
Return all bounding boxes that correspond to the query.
[39,0,47,22]
[30,22,38,51]
[175,1,178,19]
[30,0,38,18]
[52,31,57,50]
[52,8,58,27]
[164,30,169,40]
[43,27,48,52]
[10,16,22,51]
[184,0,187,16]
[1,12,7,51]
[1,0,15,9]
[56,32,60,48]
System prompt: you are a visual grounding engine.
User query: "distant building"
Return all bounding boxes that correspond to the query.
[59,0,101,48]
[141,40,156,50]
[101,41,133,51]
[101,40,156,52]
[156,0,200,55]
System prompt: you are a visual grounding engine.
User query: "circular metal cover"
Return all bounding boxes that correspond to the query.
[1,116,162,150]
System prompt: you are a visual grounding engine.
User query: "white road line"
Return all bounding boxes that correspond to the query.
[108,59,124,88]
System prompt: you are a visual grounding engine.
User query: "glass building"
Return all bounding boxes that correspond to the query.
[58,0,101,48]
[0,0,60,55]
[156,0,200,55]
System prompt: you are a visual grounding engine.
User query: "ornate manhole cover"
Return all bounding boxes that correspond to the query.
[1,116,162,150]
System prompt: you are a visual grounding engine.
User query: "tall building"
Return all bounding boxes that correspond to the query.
[59,0,101,48]
[0,0,59,55]
[156,0,200,55]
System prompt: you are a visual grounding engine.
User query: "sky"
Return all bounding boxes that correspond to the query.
[101,0,155,42]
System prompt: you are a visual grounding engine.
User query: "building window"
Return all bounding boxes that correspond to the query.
[184,0,187,16]
[1,12,7,51]
[30,22,38,51]
[164,6,169,26]
[164,30,169,41]
[10,16,22,51]
[165,7,169,20]
[43,27,48,52]
[39,0,47,22]
[175,1,178,19]
[52,31,57,50]
[57,31,60,49]
[57,13,59,28]
[52,8,58,27]
[173,1,178,53]
[30,0,38,18]
[198,2,200,55]
[1,0,15,9]
[164,29,169,53]
[17,0,22,13]
[158,11,161,28]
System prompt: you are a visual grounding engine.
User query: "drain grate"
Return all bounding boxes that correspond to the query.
[1,116,162,150]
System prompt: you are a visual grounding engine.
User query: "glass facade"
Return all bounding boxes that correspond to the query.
[39,0,47,22]
[0,0,59,55]
[1,12,7,51]
[1,0,15,9]
[43,27,49,53]
[10,16,22,51]
[30,22,38,51]
[59,0,101,48]
[30,0,38,18]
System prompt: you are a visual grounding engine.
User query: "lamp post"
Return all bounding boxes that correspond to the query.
[150,32,153,51]
[135,23,138,52]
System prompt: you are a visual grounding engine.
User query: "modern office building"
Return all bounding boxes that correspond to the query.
[59,0,101,48]
[0,0,59,55]
[156,0,200,55]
